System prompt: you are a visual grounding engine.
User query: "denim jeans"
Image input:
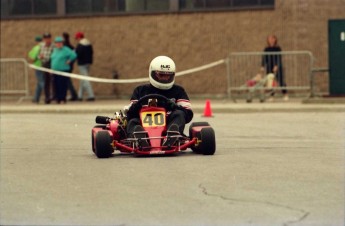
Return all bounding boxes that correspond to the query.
[54,73,68,102]
[78,64,95,99]
[33,70,45,103]
[67,78,78,99]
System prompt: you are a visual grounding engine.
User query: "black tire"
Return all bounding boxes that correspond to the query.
[189,122,210,154]
[189,122,210,139]
[94,131,113,158]
[91,125,106,153]
[198,127,216,155]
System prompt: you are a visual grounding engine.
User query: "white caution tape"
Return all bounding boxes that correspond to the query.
[28,59,225,84]
[175,59,225,76]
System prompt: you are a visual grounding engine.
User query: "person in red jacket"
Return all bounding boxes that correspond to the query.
[75,31,95,101]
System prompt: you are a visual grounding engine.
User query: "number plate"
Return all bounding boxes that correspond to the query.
[141,111,166,127]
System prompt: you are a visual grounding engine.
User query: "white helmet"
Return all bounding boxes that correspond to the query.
[149,56,176,90]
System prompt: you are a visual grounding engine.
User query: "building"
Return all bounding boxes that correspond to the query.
[1,0,344,98]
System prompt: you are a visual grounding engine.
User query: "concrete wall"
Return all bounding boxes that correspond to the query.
[1,0,344,97]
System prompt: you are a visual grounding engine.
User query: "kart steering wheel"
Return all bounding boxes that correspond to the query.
[135,94,177,110]
[126,94,179,120]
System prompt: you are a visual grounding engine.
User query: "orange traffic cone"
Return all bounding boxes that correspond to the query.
[203,99,213,117]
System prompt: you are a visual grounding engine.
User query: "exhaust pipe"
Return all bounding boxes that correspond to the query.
[95,116,111,124]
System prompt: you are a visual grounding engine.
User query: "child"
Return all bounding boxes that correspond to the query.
[245,72,276,103]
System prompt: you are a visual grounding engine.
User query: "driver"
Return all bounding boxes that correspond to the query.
[126,56,193,147]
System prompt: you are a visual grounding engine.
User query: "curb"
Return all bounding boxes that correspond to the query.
[1,105,344,114]
[1,98,345,114]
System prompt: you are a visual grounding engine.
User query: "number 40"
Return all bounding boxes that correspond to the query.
[143,113,165,126]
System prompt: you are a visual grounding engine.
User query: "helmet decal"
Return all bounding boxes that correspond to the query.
[161,65,170,70]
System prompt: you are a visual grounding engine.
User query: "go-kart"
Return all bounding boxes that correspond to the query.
[91,94,216,158]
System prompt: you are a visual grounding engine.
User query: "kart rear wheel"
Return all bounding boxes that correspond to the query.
[198,127,216,155]
[92,125,106,153]
[189,122,210,154]
[95,131,113,158]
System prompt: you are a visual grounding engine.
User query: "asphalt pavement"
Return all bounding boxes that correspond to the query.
[1,111,344,226]
[1,97,344,225]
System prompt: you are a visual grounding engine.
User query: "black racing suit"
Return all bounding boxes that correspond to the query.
[126,84,193,135]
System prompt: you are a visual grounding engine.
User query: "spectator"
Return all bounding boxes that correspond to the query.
[38,32,54,104]
[62,32,78,101]
[75,32,95,101]
[245,72,276,103]
[125,56,193,148]
[51,36,77,104]
[28,35,44,104]
[261,34,288,101]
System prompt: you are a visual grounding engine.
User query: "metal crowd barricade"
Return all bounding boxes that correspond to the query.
[226,51,314,100]
[0,58,29,101]
[310,67,329,98]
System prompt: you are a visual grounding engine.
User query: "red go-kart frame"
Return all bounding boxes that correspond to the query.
[91,94,215,158]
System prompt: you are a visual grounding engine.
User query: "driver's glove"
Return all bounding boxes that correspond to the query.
[166,99,178,111]
[126,102,141,119]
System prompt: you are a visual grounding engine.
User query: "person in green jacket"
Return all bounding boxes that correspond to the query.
[28,36,44,103]
[51,36,77,104]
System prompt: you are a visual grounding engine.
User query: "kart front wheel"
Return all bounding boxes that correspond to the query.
[189,122,210,139]
[189,122,210,154]
[92,125,106,153]
[95,131,113,158]
[197,127,216,155]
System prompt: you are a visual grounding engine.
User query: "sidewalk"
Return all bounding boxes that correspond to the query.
[1,97,344,114]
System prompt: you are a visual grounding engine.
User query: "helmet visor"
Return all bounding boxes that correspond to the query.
[151,71,175,84]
